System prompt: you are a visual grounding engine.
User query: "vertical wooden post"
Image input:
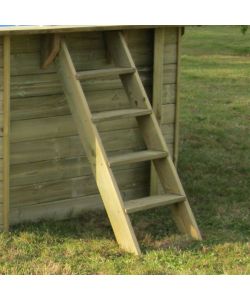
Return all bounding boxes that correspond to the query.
[3,35,10,231]
[150,28,165,195]
[173,27,182,166]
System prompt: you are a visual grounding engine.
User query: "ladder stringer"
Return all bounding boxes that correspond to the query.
[55,39,141,255]
[105,31,202,240]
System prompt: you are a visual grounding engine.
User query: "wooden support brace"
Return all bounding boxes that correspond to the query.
[41,34,61,69]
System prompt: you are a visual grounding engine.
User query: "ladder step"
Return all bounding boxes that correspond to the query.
[109,150,167,167]
[92,108,151,123]
[125,194,186,213]
[76,67,135,80]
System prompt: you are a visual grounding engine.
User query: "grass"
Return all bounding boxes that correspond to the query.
[0,26,249,274]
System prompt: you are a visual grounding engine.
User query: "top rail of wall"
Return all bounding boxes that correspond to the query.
[0,25,179,36]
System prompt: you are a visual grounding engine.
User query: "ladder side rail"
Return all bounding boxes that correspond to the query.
[56,39,141,254]
[105,32,202,240]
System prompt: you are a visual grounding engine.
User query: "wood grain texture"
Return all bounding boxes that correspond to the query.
[9,186,147,225]
[151,28,165,195]
[10,165,149,207]
[3,35,10,231]
[5,28,179,229]
[173,27,182,165]
[0,38,2,228]
[56,39,141,254]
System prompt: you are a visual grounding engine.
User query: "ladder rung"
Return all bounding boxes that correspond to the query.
[76,67,135,80]
[125,194,186,214]
[92,108,151,123]
[109,150,167,167]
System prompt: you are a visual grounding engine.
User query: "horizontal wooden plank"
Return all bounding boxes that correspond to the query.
[10,115,144,143]
[161,104,176,124]
[163,64,177,84]
[92,108,151,123]
[10,154,148,187]
[10,131,146,165]
[10,165,149,207]
[9,125,173,187]
[162,84,176,104]
[164,44,177,64]
[109,150,167,167]
[0,25,169,36]
[10,122,174,165]
[125,194,185,213]
[9,186,148,225]
[10,70,152,98]
[1,50,153,76]
[76,67,135,80]
[164,27,178,44]
[161,123,175,140]
[10,89,131,120]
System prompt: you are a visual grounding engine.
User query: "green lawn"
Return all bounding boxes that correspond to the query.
[0,26,249,274]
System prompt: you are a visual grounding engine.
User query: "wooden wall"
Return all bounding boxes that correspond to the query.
[0,27,179,226]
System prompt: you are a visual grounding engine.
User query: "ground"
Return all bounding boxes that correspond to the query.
[0,26,249,274]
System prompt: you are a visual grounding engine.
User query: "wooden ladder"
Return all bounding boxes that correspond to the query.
[55,31,202,255]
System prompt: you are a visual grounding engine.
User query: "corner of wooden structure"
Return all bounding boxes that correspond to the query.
[173,26,182,166]
[2,35,11,232]
[150,28,165,195]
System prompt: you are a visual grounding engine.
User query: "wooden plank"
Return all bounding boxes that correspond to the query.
[163,64,177,84]
[76,67,135,80]
[6,42,153,75]
[10,116,143,143]
[10,155,149,187]
[10,89,129,120]
[92,108,151,123]
[164,27,178,44]
[161,104,176,124]
[2,35,10,231]
[10,165,149,206]
[162,84,176,104]
[109,150,167,167]
[9,186,148,225]
[151,28,165,195]
[10,132,147,165]
[106,31,202,241]
[174,27,182,166]
[41,34,61,69]
[56,40,141,255]
[125,194,185,213]
[10,70,151,98]
[163,44,177,64]
[0,25,170,36]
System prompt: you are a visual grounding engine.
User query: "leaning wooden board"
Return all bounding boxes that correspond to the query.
[0,27,180,227]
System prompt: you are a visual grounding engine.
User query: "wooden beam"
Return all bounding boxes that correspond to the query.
[41,34,60,69]
[0,25,174,36]
[105,31,202,241]
[150,28,165,195]
[56,40,141,255]
[173,27,182,166]
[3,35,10,231]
